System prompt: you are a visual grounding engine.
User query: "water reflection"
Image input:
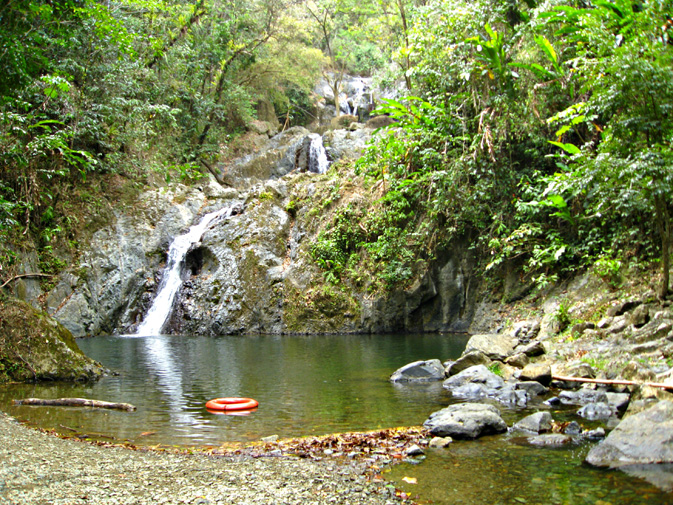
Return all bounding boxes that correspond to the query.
[0,333,468,445]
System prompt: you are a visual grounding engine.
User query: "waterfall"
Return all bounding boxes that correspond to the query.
[308,134,330,174]
[136,206,232,336]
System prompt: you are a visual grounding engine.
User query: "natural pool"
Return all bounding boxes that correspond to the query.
[1,332,671,504]
[0,333,469,445]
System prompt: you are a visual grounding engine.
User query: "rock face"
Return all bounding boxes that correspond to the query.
[424,403,508,439]
[586,401,673,467]
[45,107,481,336]
[390,359,445,382]
[49,183,221,336]
[0,296,105,382]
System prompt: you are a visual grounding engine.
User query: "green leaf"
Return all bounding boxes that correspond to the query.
[548,141,580,155]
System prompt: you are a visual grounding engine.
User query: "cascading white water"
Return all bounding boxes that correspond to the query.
[136,206,232,336]
[308,134,330,174]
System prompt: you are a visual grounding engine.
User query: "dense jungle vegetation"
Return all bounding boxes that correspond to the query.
[1,0,672,299]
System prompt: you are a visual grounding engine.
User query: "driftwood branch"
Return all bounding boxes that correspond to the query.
[13,398,136,412]
[1,273,54,290]
[553,375,673,391]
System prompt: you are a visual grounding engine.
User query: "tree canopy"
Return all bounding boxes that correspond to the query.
[0,0,671,298]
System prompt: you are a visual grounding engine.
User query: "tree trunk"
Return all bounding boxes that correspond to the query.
[396,0,413,91]
[13,398,136,411]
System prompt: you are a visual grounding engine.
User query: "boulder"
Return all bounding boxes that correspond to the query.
[513,412,553,433]
[520,363,552,386]
[586,401,673,467]
[424,403,507,439]
[443,365,505,392]
[446,350,492,376]
[390,359,446,382]
[463,333,516,360]
[0,296,106,383]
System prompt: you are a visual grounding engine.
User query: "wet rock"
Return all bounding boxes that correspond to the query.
[390,359,445,382]
[513,412,553,434]
[577,402,616,421]
[559,389,608,405]
[493,385,529,407]
[544,396,561,406]
[583,427,606,440]
[463,333,516,360]
[451,383,489,399]
[445,350,492,376]
[586,400,673,467]
[404,444,425,457]
[519,363,552,386]
[564,421,582,435]
[515,381,548,397]
[526,434,575,447]
[424,403,507,439]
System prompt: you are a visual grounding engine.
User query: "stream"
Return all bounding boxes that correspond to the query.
[1,332,671,504]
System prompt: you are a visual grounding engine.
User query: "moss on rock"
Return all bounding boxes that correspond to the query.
[0,294,105,383]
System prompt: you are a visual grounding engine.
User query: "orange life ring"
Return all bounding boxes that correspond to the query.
[205,397,259,411]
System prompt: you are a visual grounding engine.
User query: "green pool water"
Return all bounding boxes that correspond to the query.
[1,332,671,504]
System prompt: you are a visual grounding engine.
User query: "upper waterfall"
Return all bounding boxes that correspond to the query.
[136,205,233,336]
[308,133,329,174]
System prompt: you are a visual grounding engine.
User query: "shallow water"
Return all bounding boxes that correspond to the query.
[386,434,672,505]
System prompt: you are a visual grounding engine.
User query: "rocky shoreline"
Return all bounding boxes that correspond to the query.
[0,411,401,505]
[389,284,673,492]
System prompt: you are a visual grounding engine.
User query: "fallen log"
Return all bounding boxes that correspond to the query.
[552,375,673,391]
[13,397,136,411]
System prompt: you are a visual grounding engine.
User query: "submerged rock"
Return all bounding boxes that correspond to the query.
[525,434,576,447]
[424,403,507,439]
[390,359,445,382]
[586,400,673,467]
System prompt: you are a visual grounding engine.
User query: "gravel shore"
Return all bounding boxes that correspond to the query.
[0,412,397,505]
